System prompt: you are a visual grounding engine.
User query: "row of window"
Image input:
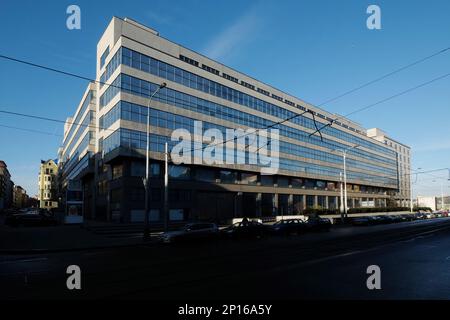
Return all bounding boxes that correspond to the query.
[100,47,110,70]
[103,128,398,187]
[179,55,198,67]
[61,132,93,181]
[201,64,220,76]
[63,90,95,145]
[100,73,397,168]
[177,54,364,136]
[62,110,96,161]
[102,47,396,158]
[223,73,238,83]
[114,160,393,196]
[101,100,397,178]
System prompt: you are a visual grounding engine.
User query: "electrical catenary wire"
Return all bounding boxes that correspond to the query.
[0,54,123,92]
[0,123,62,137]
[0,109,109,133]
[315,46,450,107]
[308,71,450,138]
[1,47,450,149]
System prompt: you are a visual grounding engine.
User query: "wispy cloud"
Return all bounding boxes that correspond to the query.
[413,140,450,153]
[202,5,263,61]
[145,11,174,26]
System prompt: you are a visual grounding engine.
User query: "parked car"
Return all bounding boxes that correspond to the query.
[426,212,436,219]
[400,214,415,221]
[351,217,372,226]
[158,222,219,243]
[369,215,386,225]
[374,215,394,224]
[394,215,407,222]
[221,220,269,239]
[4,210,58,227]
[270,219,308,235]
[415,212,426,220]
[306,217,332,232]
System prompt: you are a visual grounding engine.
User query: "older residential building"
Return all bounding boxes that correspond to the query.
[13,185,29,209]
[38,159,59,209]
[0,160,13,210]
[59,17,408,223]
[367,128,411,207]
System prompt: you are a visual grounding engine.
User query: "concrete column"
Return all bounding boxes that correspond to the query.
[325,196,329,209]
[273,194,279,216]
[256,193,262,217]
[314,195,318,207]
[288,194,294,215]
[302,195,306,210]
[234,192,243,218]
[106,190,111,222]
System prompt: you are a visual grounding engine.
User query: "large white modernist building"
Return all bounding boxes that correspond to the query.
[58,17,411,223]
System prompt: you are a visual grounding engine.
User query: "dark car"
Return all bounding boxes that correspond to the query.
[221,220,269,239]
[351,217,372,226]
[400,214,415,221]
[306,217,332,232]
[375,215,394,224]
[367,216,384,225]
[5,210,58,227]
[415,212,426,220]
[270,219,308,235]
[158,222,219,243]
[390,215,404,223]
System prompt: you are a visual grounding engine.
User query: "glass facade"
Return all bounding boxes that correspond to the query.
[83,21,408,223]
[103,127,396,186]
[100,80,398,186]
[102,47,396,158]
[53,16,415,226]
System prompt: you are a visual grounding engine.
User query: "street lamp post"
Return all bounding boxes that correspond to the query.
[333,145,359,219]
[339,172,344,222]
[432,179,445,210]
[143,82,167,241]
[410,173,413,213]
[163,142,169,232]
[409,168,421,213]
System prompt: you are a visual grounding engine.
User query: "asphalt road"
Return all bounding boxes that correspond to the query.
[2,218,450,300]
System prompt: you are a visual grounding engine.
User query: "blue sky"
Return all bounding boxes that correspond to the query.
[0,0,450,197]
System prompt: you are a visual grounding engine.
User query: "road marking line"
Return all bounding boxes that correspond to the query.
[0,257,48,265]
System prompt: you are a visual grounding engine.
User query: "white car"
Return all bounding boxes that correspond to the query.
[158,222,219,243]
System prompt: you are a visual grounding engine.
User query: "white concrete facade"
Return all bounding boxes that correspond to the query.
[367,128,411,207]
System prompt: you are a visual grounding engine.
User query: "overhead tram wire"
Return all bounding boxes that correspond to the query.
[0,52,311,154]
[0,109,113,134]
[0,54,123,91]
[405,168,450,177]
[0,123,62,137]
[1,47,450,151]
[308,71,450,138]
[316,46,450,107]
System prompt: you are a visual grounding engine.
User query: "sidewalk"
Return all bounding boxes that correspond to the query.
[0,215,154,254]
